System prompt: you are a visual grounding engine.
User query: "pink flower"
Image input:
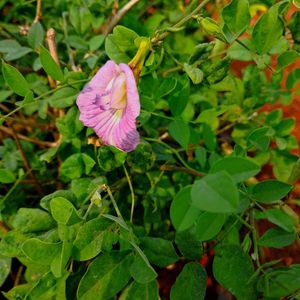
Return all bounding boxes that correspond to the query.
[76,60,140,152]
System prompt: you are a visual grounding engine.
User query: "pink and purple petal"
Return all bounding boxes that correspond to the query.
[76,60,140,152]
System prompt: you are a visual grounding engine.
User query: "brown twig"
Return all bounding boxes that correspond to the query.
[0,125,58,148]
[9,124,43,195]
[103,0,140,35]
[13,266,24,287]
[46,28,59,88]
[34,0,42,23]
[0,221,9,234]
[160,165,205,177]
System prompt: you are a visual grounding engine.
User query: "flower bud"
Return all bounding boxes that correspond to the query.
[198,17,226,43]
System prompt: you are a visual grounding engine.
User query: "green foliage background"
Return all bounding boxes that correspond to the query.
[0,0,300,299]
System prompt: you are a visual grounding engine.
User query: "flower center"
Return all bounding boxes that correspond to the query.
[110,72,127,109]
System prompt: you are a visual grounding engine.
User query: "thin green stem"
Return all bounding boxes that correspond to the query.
[104,184,125,221]
[145,137,191,168]
[141,109,174,121]
[250,209,261,267]
[123,164,135,223]
[0,78,88,122]
[0,170,31,206]
[151,0,210,44]
[233,213,252,230]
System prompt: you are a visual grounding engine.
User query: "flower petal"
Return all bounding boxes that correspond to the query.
[119,63,140,119]
[77,60,140,152]
[89,60,119,91]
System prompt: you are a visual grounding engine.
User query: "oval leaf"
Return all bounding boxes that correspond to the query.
[170,186,202,232]
[251,179,292,204]
[2,61,30,96]
[170,262,206,300]
[213,245,257,300]
[258,227,295,248]
[40,46,64,81]
[191,171,239,213]
[77,251,132,300]
[210,156,260,182]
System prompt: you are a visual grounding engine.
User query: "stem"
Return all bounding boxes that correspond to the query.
[250,209,261,267]
[151,0,210,44]
[46,28,60,87]
[144,137,195,171]
[104,184,124,221]
[104,0,140,35]
[0,78,88,122]
[10,124,43,194]
[123,164,135,223]
[236,38,251,51]
[34,0,42,23]
[160,164,205,177]
[233,213,252,230]
[0,170,31,206]
[0,125,58,148]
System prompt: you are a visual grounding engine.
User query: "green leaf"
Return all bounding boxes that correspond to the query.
[222,0,250,40]
[12,208,55,233]
[191,171,239,213]
[2,61,30,96]
[170,186,202,232]
[288,158,300,184]
[195,147,207,169]
[120,281,159,300]
[0,255,11,287]
[274,118,295,136]
[156,77,177,98]
[213,245,257,300]
[169,119,190,149]
[25,272,68,300]
[259,265,300,298]
[69,5,92,34]
[40,46,64,81]
[22,238,61,265]
[255,208,296,232]
[0,230,28,257]
[60,153,95,181]
[286,68,300,89]
[73,218,113,261]
[210,156,260,182]
[258,227,295,248]
[170,262,206,300]
[77,251,132,300]
[0,168,16,183]
[175,226,203,260]
[227,39,253,61]
[129,254,157,284]
[277,50,300,70]
[140,237,179,268]
[0,39,20,52]
[202,123,216,151]
[50,197,82,225]
[51,226,73,278]
[28,22,45,49]
[251,179,292,203]
[105,26,139,63]
[247,127,272,151]
[183,63,203,84]
[49,87,78,108]
[89,35,105,51]
[252,5,283,54]
[195,212,225,241]
[169,76,190,117]
[2,284,32,300]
